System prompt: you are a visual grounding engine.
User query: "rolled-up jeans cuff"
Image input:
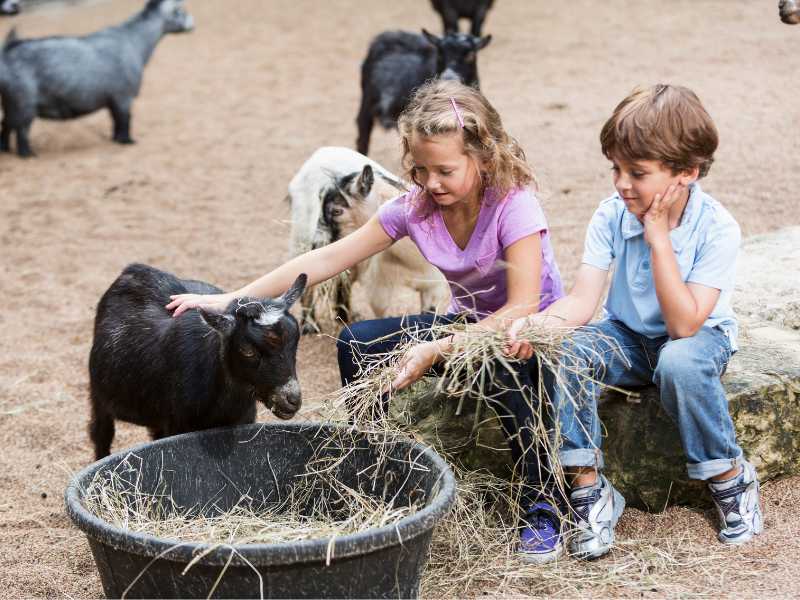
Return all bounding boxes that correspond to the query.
[686,453,744,480]
[559,448,604,470]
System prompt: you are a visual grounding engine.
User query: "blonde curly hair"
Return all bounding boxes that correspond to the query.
[397,80,535,200]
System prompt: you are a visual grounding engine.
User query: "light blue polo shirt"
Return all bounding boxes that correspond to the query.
[582,183,741,349]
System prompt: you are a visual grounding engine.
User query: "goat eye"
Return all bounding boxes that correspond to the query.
[331,207,344,217]
[238,344,257,358]
[465,52,476,63]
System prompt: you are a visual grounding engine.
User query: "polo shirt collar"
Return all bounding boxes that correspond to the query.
[619,183,703,252]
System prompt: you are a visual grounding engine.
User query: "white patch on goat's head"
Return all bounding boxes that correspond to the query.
[439,68,462,82]
[255,305,284,327]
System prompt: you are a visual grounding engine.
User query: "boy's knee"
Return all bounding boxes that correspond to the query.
[654,337,707,383]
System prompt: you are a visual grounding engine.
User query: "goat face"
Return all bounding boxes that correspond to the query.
[422,29,491,86]
[149,0,195,33]
[320,165,405,241]
[0,0,19,16]
[321,166,376,241]
[780,0,800,24]
[201,274,307,419]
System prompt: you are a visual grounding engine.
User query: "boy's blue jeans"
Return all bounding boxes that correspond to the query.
[553,319,743,480]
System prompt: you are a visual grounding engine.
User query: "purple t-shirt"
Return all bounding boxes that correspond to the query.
[378,186,564,317]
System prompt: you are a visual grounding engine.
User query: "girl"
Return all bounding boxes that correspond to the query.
[167,79,565,562]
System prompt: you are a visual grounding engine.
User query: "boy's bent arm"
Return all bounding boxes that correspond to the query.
[531,264,608,328]
[650,239,721,339]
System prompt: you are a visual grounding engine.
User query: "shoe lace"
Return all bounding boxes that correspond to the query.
[570,488,601,524]
[526,506,559,533]
[710,481,750,519]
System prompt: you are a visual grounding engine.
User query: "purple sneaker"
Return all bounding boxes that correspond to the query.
[518,501,564,564]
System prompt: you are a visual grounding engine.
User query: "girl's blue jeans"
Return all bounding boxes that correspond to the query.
[337,313,560,506]
[553,319,743,480]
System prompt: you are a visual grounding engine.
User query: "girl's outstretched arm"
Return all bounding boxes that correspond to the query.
[167,215,394,317]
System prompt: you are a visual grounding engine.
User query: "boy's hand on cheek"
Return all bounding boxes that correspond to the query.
[643,184,682,248]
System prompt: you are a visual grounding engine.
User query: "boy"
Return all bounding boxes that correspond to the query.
[507,84,763,563]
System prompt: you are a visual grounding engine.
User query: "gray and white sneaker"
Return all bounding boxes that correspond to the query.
[708,460,764,544]
[568,473,625,560]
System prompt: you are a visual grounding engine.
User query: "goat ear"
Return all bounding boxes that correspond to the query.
[356,165,374,198]
[476,34,492,50]
[199,309,235,337]
[280,274,307,308]
[422,29,441,47]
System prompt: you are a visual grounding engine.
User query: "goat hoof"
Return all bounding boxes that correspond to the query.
[113,136,135,145]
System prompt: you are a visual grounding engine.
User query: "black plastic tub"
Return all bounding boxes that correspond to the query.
[65,422,456,599]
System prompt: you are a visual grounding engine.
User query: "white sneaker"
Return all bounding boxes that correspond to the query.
[708,460,764,544]
[568,473,625,560]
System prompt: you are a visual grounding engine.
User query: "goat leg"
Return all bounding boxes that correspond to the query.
[0,120,10,152]
[471,8,489,36]
[355,93,375,156]
[16,123,35,158]
[89,402,115,460]
[109,99,135,144]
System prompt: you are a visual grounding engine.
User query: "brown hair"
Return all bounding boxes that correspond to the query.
[397,79,535,198]
[600,84,718,178]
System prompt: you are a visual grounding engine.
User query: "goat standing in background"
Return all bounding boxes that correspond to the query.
[356,29,491,156]
[0,0,193,157]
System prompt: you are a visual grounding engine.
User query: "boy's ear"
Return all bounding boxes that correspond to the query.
[680,166,700,186]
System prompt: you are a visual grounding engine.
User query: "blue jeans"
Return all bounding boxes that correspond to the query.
[552,319,743,480]
[337,313,559,505]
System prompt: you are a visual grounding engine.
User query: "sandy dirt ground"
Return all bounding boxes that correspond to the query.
[0,0,798,597]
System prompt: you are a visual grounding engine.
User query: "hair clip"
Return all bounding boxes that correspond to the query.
[449,97,465,129]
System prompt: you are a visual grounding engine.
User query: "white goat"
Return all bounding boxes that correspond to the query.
[287,146,449,333]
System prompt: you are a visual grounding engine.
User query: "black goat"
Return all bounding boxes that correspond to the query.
[356,29,491,155]
[430,0,495,36]
[0,0,193,157]
[88,263,306,460]
[0,0,19,16]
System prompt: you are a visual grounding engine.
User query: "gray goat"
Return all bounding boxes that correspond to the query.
[0,0,193,157]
